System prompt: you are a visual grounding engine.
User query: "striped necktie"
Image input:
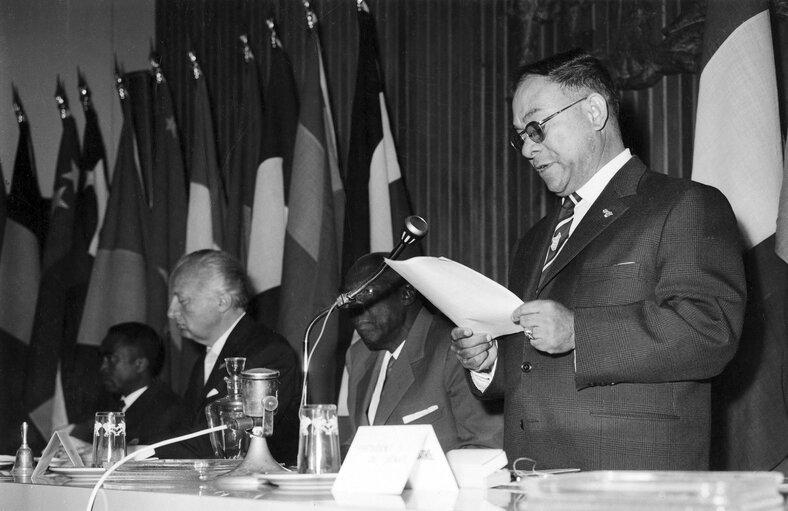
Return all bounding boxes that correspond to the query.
[543,192,581,272]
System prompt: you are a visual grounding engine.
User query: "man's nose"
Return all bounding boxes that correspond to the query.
[167,297,180,318]
[521,135,540,160]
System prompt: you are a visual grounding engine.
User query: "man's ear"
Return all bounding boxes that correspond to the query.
[216,292,233,312]
[135,357,150,375]
[401,284,417,306]
[585,92,609,131]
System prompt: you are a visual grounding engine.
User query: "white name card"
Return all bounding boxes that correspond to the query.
[332,425,457,495]
[32,430,84,477]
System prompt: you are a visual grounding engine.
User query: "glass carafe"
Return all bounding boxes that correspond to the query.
[205,357,248,459]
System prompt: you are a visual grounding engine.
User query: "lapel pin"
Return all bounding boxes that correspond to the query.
[602,209,613,218]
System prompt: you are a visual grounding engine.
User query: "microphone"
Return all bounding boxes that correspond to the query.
[335,215,428,308]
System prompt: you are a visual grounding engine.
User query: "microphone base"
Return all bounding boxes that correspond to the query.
[222,432,288,477]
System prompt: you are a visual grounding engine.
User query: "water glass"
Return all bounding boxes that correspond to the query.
[92,411,126,468]
[297,404,341,474]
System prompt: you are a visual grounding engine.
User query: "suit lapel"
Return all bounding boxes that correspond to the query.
[373,307,431,425]
[537,157,645,293]
[356,351,383,427]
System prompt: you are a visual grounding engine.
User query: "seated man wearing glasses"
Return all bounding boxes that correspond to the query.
[342,252,503,455]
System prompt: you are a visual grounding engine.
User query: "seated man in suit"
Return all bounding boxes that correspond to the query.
[157,249,300,465]
[70,322,189,449]
[342,252,503,454]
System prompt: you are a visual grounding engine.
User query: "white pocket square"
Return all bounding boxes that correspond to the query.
[402,405,439,424]
[206,388,219,399]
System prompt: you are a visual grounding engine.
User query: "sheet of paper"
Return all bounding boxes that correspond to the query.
[385,256,523,338]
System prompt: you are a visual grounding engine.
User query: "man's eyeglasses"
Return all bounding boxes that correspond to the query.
[510,96,587,151]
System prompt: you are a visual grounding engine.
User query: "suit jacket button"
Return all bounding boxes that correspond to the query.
[521,362,532,373]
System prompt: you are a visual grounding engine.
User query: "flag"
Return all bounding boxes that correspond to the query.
[149,58,192,394]
[78,75,150,352]
[25,80,85,440]
[343,0,416,273]
[223,36,263,265]
[79,71,110,257]
[55,74,109,431]
[278,9,345,403]
[247,25,298,329]
[691,0,788,471]
[0,90,47,452]
[185,52,225,253]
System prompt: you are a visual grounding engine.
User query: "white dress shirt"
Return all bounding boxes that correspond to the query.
[367,341,405,424]
[204,313,246,385]
[120,386,148,412]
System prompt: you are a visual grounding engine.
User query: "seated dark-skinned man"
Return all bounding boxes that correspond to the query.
[70,322,189,448]
[342,252,503,454]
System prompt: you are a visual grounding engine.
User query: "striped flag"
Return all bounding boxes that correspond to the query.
[1,90,47,451]
[78,75,150,351]
[278,9,345,403]
[247,25,298,329]
[343,0,416,272]
[25,80,84,440]
[185,52,225,253]
[691,0,788,470]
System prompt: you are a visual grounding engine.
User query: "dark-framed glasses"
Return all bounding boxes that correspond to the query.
[510,96,587,151]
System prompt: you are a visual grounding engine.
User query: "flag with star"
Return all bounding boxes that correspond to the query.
[0,89,47,452]
[278,8,345,403]
[691,0,788,470]
[25,79,87,441]
[246,24,298,329]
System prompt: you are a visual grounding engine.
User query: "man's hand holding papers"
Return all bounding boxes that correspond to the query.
[384,256,524,372]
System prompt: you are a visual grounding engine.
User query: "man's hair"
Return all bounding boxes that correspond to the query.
[514,49,620,118]
[104,322,165,377]
[171,249,250,310]
[345,252,407,292]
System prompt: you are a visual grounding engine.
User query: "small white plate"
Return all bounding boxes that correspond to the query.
[258,472,337,491]
[50,466,106,479]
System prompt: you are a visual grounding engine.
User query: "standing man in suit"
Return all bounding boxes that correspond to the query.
[343,252,503,454]
[451,49,746,470]
[69,322,189,449]
[159,249,300,464]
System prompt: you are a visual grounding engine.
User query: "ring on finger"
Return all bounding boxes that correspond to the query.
[524,328,535,341]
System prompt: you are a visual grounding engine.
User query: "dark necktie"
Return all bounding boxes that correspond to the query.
[381,356,396,393]
[543,192,581,272]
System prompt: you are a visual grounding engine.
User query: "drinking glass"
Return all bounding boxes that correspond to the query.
[297,404,341,474]
[92,411,126,468]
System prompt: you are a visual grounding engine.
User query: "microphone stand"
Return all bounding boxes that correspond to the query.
[301,215,428,403]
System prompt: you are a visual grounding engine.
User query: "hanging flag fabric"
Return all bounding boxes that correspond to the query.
[224,36,263,265]
[691,0,788,471]
[80,73,110,257]
[0,94,47,453]
[278,13,345,404]
[247,29,298,329]
[344,1,416,275]
[148,61,191,394]
[26,82,84,441]
[77,77,150,352]
[185,53,226,253]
